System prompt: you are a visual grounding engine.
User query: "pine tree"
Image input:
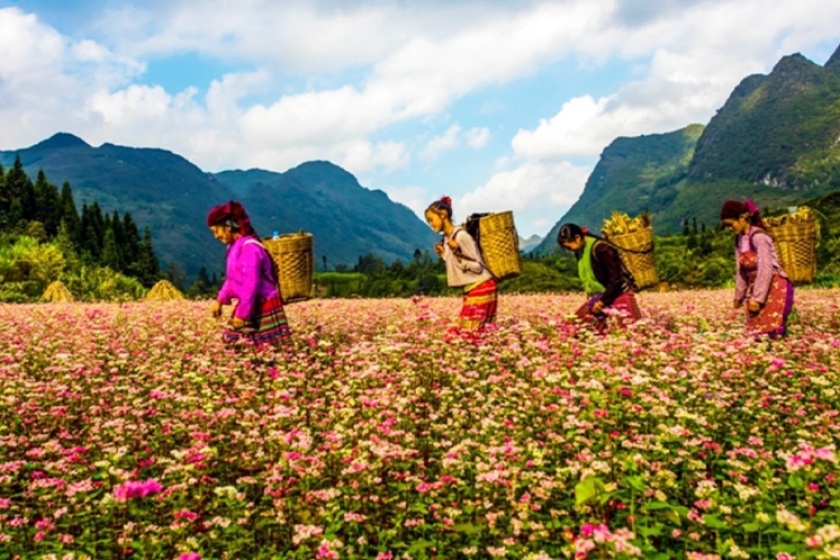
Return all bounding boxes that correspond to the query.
[121,212,140,268]
[33,170,62,236]
[55,219,80,270]
[59,182,81,244]
[4,156,35,230]
[134,226,160,287]
[0,161,7,226]
[101,228,122,271]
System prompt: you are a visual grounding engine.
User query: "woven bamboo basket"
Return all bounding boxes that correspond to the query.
[766,219,817,284]
[605,226,658,290]
[263,232,314,302]
[476,211,522,281]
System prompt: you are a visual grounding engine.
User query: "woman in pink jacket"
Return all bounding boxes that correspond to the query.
[206,200,291,346]
[720,199,794,338]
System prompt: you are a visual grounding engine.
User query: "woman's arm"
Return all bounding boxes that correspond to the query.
[592,242,624,307]
[749,232,776,305]
[230,242,264,320]
[452,230,484,274]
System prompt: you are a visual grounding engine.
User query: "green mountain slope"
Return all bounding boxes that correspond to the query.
[535,43,840,255]
[533,124,704,254]
[1,134,437,278]
[213,163,438,267]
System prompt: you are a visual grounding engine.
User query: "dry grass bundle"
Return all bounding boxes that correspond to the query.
[42,280,74,302]
[601,211,651,236]
[145,280,185,301]
[601,211,658,290]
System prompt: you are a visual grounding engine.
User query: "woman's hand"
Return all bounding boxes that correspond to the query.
[446,237,459,251]
[747,300,761,313]
[210,300,223,318]
[434,242,444,257]
[230,316,246,329]
[591,300,605,314]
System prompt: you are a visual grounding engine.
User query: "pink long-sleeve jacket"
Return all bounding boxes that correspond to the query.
[216,237,279,320]
[734,227,788,305]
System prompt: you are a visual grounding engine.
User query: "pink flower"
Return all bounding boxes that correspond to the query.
[177,554,201,560]
[113,478,163,501]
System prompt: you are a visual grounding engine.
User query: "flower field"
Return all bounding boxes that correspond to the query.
[2,289,840,560]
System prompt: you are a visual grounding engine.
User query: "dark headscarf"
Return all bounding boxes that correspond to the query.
[720,199,764,226]
[206,200,257,237]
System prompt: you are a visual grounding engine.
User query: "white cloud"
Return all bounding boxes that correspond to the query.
[465,127,490,149]
[460,160,590,213]
[456,160,591,236]
[420,125,462,160]
[2,0,840,236]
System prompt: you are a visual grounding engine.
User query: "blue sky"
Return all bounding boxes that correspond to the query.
[1,0,838,238]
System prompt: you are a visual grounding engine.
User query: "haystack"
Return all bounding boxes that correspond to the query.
[145,279,185,301]
[42,280,74,302]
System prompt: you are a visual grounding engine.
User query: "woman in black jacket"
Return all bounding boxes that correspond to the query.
[557,223,641,333]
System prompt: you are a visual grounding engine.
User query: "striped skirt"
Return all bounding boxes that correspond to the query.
[576,292,641,334]
[223,294,291,347]
[744,273,794,338]
[458,278,498,331]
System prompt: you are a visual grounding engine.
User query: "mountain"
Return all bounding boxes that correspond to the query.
[532,124,704,254]
[518,234,543,253]
[534,43,840,254]
[1,134,437,278]
[213,164,437,267]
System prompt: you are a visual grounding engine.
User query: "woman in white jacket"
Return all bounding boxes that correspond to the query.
[425,196,497,332]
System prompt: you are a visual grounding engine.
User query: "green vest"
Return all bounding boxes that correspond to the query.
[578,237,606,295]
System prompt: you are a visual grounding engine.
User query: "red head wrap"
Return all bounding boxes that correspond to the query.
[206,200,257,237]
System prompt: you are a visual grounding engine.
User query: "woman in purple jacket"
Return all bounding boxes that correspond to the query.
[720,200,794,337]
[206,200,291,346]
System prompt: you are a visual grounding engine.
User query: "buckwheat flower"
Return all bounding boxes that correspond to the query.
[177,554,201,560]
[815,525,840,544]
[776,508,807,532]
[375,553,393,560]
[487,546,507,558]
[775,553,795,560]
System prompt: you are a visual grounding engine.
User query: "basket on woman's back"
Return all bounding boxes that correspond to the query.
[262,232,314,302]
[463,210,522,281]
[601,211,658,291]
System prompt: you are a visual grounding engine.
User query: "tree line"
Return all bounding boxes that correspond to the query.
[0,157,161,301]
[3,153,838,303]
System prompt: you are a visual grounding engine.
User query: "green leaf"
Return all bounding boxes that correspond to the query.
[641,501,674,510]
[638,524,663,537]
[703,514,728,529]
[624,475,647,492]
[665,509,682,527]
[407,539,432,554]
[452,523,480,535]
[575,476,605,506]
[742,522,761,532]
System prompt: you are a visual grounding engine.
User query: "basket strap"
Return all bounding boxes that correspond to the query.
[450,227,494,277]
[243,238,279,287]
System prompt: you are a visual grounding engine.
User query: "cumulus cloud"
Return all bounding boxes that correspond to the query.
[420,125,462,160]
[2,0,840,235]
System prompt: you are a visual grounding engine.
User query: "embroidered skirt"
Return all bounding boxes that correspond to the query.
[223,294,291,347]
[744,273,794,337]
[458,278,498,331]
